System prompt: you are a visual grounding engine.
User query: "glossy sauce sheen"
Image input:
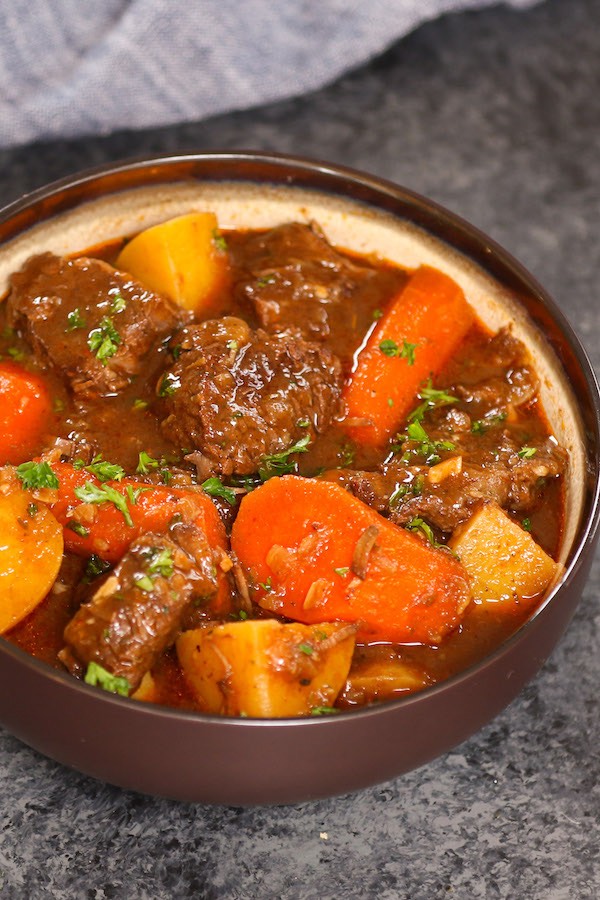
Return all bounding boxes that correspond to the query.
[4,225,565,712]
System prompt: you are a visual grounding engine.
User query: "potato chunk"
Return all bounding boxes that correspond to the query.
[449,501,559,610]
[0,491,63,633]
[116,212,229,314]
[339,656,430,708]
[176,619,356,717]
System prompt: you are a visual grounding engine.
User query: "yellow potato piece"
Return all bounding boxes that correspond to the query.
[0,491,64,633]
[340,657,430,707]
[449,501,559,610]
[176,619,356,718]
[131,671,159,704]
[115,211,229,314]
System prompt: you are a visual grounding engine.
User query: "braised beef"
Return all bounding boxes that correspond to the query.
[7,252,181,399]
[160,316,342,475]
[61,522,219,690]
[233,222,402,345]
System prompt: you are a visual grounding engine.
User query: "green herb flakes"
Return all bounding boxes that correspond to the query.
[84,661,130,697]
[259,435,311,481]
[157,372,181,398]
[74,481,133,527]
[84,554,111,581]
[379,338,417,365]
[212,228,228,253]
[66,520,90,538]
[201,476,237,504]
[110,293,127,314]
[16,460,59,491]
[134,573,155,593]
[66,308,86,331]
[136,451,160,475]
[87,316,121,365]
[518,446,537,459]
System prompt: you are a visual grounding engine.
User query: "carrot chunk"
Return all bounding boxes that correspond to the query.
[230,476,472,644]
[0,362,54,464]
[342,266,475,446]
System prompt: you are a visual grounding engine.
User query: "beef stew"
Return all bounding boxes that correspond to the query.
[1,214,567,717]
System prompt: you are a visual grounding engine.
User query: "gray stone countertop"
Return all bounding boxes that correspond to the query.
[0,0,599,897]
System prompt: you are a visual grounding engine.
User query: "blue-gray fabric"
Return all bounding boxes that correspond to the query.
[0,0,542,148]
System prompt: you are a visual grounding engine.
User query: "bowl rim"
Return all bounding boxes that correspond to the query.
[1,148,599,728]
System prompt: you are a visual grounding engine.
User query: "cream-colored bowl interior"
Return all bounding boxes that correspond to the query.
[0,180,585,570]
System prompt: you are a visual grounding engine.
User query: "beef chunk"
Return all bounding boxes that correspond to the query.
[160,317,342,475]
[7,252,181,399]
[334,428,567,535]
[61,522,218,691]
[234,222,386,342]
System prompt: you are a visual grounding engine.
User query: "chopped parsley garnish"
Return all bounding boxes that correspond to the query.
[405,517,443,549]
[310,706,340,716]
[339,442,355,467]
[333,567,349,578]
[27,502,38,517]
[87,316,121,365]
[66,308,86,331]
[66,520,90,538]
[170,344,182,361]
[7,346,25,360]
[84,661,130,697]
[16,460,59,491]
[256,274,275,288]
[395,421,455,465]
[226,339,238,352]
[408,380,458,424]
[125,484,151,505]
[379,338,417,365]
[522,517,532,532]
[74,454,125,483]
[259,434,311,481]
[144,547,175,579]
[389,477,423,507]
[110,292,127,314]
[471,412,507,435]
[74,481,133,527]
[157,372,181,397]
[258,577,272,592]
[372,308,383,320]
[297,419,310,428]
[406,517,457,556]
[132,398,148,410]
[201,476,237,504]
[136,451,160,475]
[84,554,111,581]
[133,573,155,593]
[212,228,228,253]
[298,643,314,656]
[518,446,537,459]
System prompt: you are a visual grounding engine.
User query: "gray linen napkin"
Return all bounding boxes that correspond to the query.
[0,0,541,148]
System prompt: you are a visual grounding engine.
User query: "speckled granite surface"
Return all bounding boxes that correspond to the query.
[0,0,599,897]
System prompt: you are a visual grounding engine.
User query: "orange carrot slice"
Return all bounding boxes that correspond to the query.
[230,475,472,644]
[342,265,475,446]
[0,362,54,464]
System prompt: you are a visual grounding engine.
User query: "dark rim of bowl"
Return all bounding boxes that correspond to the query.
[0,149,599,728]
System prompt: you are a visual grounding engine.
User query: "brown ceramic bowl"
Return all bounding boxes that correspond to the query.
[0,152,598,805]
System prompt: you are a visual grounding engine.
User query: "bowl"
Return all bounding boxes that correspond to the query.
[0,152,598,805]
